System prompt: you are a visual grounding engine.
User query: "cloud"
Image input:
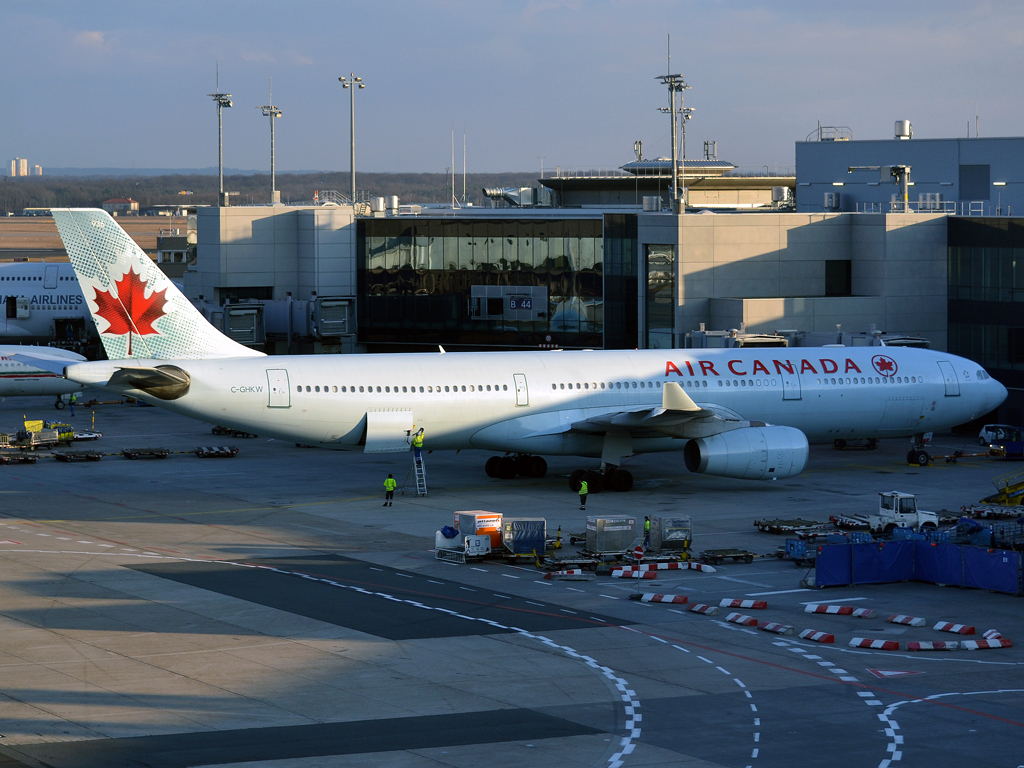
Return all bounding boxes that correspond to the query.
[73,30,106,48]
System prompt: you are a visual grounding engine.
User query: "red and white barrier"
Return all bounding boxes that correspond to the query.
[726,612,758,627]
[906,641,959,652]
[799,629,835,644]
[983,629,1002,640]
[962,638,1012,650]
[853,608,877,619]
[544,569,582,579]
[805,604,853,615]
[685,562,716,573]
[850,637,900,650]
[758,621,795,635]
[720,599,768,609]
[610,569,657,579]
[886,614,926,627]
[688,603,720,615]
[933,622,975,635]
[637,593,688,604]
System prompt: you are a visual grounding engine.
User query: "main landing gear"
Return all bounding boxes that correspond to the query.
[485,453,548,480]
[568,466,633,493]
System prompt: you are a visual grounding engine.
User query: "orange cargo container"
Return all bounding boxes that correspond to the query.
[454,510,502,548]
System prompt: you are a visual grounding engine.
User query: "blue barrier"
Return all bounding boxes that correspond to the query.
[963,547,1021,594]
[913,542,963,586]
[814,540,1022,595]
[851,540,914,584]
[816,543,852,587]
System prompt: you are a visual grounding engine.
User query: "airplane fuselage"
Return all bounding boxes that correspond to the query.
[68,346,1005,455]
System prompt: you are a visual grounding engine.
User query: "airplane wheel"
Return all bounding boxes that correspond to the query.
[569,469,586,492]
[583,469,604,493]
[914,450,930,466]
[497,457,517,480]
[54,399,66,410]
[485,456,501,478]
[607,468,633,492]
[905,450,917,465]
[526,455,547,478]
[514,454,533,477]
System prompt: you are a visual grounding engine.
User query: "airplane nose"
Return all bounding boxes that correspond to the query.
[992,378,1008,409]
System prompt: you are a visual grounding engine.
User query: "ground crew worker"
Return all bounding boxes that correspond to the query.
[69,393,77,417]
[383,473,397,506]
[643,516,651,549]
[579,478,588,510]
[412,428,424,463]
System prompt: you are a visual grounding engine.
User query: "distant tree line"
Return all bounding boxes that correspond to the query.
[0,171,542,213]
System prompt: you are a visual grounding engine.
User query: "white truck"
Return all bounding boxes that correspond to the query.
[832,492,939,534]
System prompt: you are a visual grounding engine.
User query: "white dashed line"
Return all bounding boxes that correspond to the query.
[459,587,476,592]
[470,567,487,572]
[672,644,690,653]
[501,574,519,579]
[697,656,713,664]
[427,580,443,584]
[396,573,413,578]
[526,601,544,607]
[369,567,383,571]
[600,595,618,600]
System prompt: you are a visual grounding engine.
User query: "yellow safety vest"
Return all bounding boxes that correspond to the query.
[579,481,588,495]
[413,433,424,448]
[644,520,650,533]
[384,478,397,491]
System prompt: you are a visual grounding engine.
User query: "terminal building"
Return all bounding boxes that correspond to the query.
[180,134,1024,424]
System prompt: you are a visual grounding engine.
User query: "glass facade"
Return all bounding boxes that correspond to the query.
[645,243,675,349]
[948,218,1024,409]
[603,214,638,349]
[358,218,604,349]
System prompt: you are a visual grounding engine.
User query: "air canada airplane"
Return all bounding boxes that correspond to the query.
[0,345,85,405]
[25,208,1007,491]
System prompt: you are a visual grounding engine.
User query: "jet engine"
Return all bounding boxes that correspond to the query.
[683,426,808,481]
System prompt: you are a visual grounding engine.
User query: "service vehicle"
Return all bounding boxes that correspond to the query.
[831,492,939,535]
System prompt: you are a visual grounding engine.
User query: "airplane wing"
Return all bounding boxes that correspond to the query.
[522,382,756,440]
[9,353,74,375]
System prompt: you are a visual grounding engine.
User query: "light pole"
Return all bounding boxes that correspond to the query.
[258,81,282,204]
[338,73,365,204]
[656,73,692,213]
[208,86,232,206]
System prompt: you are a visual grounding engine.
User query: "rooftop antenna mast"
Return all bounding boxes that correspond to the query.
[208,63,232,206]
[656,34,693,214]
[257,78,282,204]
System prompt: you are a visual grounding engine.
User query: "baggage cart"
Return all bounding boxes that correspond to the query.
[699,548,757,565]
[53,450,103,463]
[194,446,239,458]
[122,448,171,460]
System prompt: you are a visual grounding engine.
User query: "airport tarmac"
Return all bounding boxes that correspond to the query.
[0,394,1021,768]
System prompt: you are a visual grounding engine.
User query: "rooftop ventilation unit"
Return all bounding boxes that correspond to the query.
[895,120,913,140]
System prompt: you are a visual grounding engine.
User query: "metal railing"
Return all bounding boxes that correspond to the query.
[854,200,1006,216]
[725,166,796,178]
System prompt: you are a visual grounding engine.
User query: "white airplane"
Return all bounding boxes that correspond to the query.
[0,345,86,406]
[0,261,92,341]
[25,208,1007,491]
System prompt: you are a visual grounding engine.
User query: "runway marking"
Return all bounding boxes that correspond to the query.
[716,576,773,587]
[560,609,576,614]
[470,567,488,572]
[427,579,443,584]
[369,567,383,571]
[459,587,476,592]
[396,573,413,578]
[600,595,618,600]
[697,656,713,664]
[494,594,511,599]
[501,574,519,579]
[566,587,584,592]
[526,601,544,607]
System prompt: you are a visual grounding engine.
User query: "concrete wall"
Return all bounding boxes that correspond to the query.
[636,211,948,350]
[188,205,356,304]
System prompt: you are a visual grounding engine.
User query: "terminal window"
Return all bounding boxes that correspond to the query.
[959,165,990,200]
[825,259,852,296]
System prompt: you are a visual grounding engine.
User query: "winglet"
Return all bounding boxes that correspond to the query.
[439,345,446,354]
[662,381,700,412]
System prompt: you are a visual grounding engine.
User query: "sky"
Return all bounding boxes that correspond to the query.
[4,1,1023,174]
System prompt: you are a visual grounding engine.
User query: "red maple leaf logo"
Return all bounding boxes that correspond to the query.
[93,268,168,355]
[872,355,897,376]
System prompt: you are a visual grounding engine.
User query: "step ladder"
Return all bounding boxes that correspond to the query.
[413,457,428,496]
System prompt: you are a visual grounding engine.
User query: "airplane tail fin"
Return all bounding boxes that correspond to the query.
[51,208,263,360]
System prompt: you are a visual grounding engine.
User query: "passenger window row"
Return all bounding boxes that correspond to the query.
[296,384,509,394]
[814,376,919,385]
[552,381,664,391]
[718,379,778,388]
